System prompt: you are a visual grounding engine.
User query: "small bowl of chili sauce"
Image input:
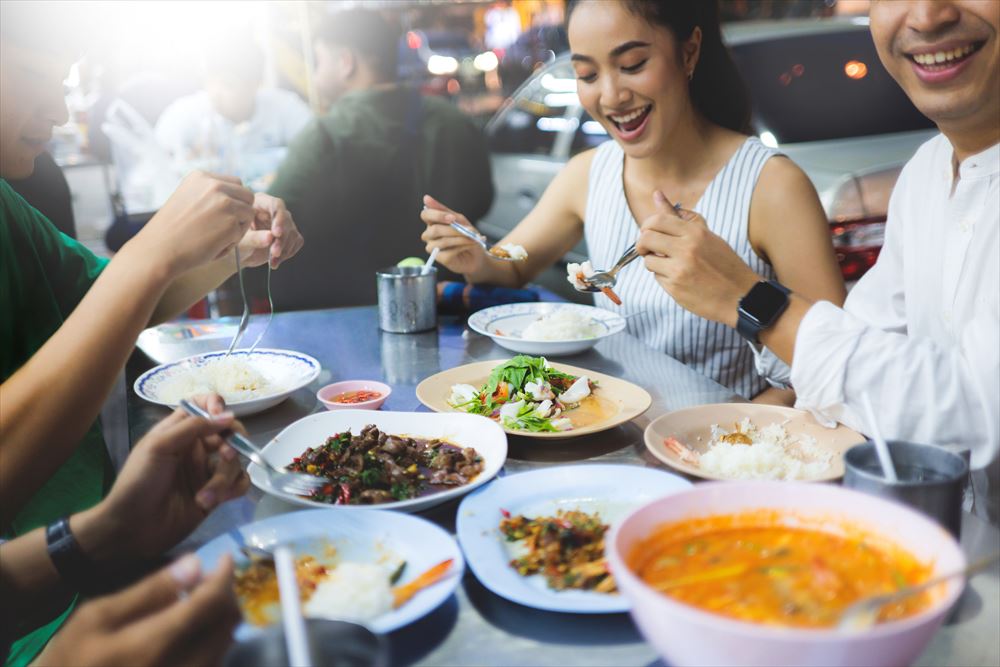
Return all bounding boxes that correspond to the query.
[317,380,391,411]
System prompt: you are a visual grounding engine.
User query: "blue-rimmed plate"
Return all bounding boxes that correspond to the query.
[195,508,463,635]
[456,464,691,613]
[468,303,626,356]
[134,348,321,417]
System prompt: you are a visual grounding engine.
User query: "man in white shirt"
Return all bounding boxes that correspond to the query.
[155,37,312,189]
[634,1,999,515]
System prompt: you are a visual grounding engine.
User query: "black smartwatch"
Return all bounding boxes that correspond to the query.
[46,516,95,587]
[736,280,790,343]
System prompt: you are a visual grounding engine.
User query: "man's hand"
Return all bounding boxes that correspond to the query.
[35,554,240,667]
[636,191,761,327]
[239,193,305,269]
[131,172,256,277]
[72,397,250,564]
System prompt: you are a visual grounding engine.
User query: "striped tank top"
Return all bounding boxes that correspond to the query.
[584,137,779,398]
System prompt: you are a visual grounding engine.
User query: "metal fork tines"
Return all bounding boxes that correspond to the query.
[178,399,326,496]
[225,247,250,356]
[576,243,640,293]
[449,221,522,262]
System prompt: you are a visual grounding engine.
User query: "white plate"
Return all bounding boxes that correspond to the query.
[134,348,321,417]
[249,410,508,513]
[136,321,240,365]
[195,508,463,635]
[468,303,626,356]
[456,464,691,613]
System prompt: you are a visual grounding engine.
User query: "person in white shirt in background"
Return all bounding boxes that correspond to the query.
[634,0,999,520]
[155,33,313,190]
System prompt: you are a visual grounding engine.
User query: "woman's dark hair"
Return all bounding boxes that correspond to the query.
[567,0,752,134]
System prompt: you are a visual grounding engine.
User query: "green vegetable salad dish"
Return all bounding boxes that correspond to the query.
[448,355,596,432]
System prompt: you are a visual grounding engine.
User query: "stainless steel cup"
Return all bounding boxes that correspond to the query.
[376,266,437,333]
[223,619,390,667]
[843,440,969,538]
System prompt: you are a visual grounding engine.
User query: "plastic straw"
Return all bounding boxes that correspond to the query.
[860,392,898,482]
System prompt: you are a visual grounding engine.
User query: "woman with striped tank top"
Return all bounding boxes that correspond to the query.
[421,0,845,401]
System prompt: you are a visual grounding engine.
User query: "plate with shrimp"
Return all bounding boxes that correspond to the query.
[643,404,865,482]
[456,464,691,613]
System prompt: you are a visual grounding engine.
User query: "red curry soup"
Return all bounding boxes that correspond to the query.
[627,510,934,629]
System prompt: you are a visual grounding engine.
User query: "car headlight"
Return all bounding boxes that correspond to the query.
[427,54,459,76]
[473,51,499,72]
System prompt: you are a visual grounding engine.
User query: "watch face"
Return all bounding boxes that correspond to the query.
[741,282,789,324]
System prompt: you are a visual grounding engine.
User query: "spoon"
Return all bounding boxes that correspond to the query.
[838,550,1000,631]
[448,221,525,262]
[860,391,898,482]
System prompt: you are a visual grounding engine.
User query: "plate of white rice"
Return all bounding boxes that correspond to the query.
[134,348,321,417]
[467,303,626,356]
[644,404,865,482]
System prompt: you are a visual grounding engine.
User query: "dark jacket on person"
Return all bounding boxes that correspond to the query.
[266,86,494,311]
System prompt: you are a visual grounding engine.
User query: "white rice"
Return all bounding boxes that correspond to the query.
[304,562,393,623]
[699,418,832,480]
[499,243,528,261]
[155,355,275,404]
[519,308,602,341]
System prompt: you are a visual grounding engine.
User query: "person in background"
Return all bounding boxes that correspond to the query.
[267,8,494,310]
[155,32,312,188]
[0,3,303,661]
[2,400,246,666]
[633,0,998,516]
[421,0,846,402]
[6,151,76,238]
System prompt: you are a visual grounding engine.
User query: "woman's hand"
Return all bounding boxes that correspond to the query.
[72,396,250,564]
[35,554,240,667]
[239,193,305,269]
[636,191,760,327]
[131,172,256,277]
[420,194,487,276]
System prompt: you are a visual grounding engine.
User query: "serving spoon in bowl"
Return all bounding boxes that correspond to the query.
[448,221,526,262]
[837,550,1000,631]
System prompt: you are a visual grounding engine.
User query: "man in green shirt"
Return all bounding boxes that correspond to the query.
[0,4,303,663]
[267,8,494,310]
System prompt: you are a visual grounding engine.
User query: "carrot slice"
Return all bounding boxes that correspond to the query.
[392,559,454,608]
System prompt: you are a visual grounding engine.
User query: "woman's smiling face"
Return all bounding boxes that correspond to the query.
[568,1,699,160]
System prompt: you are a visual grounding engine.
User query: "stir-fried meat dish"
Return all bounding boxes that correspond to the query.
[288,424,484,504]
[500,509,617,593]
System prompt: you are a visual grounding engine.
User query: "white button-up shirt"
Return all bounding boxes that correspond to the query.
[790,134,999,470]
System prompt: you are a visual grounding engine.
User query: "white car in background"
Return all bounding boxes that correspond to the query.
[478,17,936,297]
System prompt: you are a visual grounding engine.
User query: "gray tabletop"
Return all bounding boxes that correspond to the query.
[126,306,1000,667]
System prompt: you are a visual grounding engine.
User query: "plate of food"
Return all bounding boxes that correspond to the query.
[467,303,626,356]
[643,404,866,482]
[195,508,464,635]
[134,349,321,417]
[415,355,651,439]
[247,409,507,512]
[456,464,691,613]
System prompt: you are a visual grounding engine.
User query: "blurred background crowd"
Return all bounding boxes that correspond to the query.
[17,0,922,313]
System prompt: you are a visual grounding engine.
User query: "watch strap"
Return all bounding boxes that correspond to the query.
[46,516,95,586]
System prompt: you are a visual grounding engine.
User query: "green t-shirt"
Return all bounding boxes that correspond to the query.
[265,86,494,311]
[1,178,112,666]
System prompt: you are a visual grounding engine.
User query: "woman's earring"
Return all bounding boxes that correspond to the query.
[687,69,694,82]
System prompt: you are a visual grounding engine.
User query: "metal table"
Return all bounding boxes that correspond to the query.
[125,306,1000,667]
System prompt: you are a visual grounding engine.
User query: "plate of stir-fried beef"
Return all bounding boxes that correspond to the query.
[250,410,508,513]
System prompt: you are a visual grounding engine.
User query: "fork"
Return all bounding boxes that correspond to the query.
[178,399,326,496]
[224,246,250,357]
[574,202,682,294]
[449,221,524,262]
